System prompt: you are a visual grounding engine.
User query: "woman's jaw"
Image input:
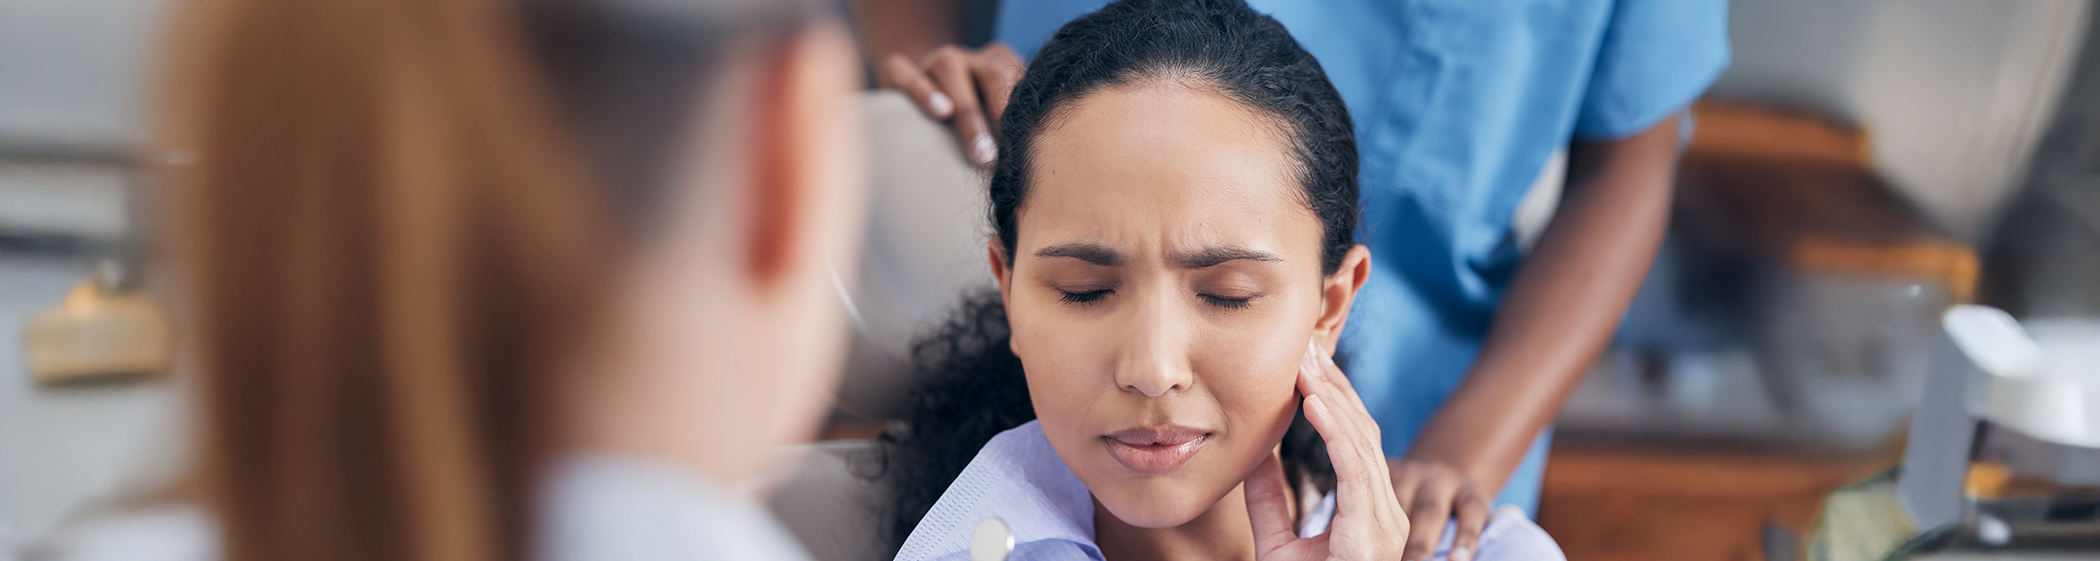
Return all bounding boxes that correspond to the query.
[1045,389,1298,528]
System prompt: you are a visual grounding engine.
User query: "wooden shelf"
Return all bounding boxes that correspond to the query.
[1538,441,1895,561]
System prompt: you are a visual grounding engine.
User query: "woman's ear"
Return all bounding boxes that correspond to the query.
[990,239,1021,355]
[988,239,1013,299]
[1313,245,1372,352]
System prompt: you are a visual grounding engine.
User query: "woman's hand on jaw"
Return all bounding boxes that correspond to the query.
[1243,340,1409,561]
[876,42,1024,167]
[1388,458,1493,561]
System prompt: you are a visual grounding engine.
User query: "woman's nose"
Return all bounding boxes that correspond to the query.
[1113,300,1194,397]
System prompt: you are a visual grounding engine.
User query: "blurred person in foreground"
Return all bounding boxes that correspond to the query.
[83,0,866,559]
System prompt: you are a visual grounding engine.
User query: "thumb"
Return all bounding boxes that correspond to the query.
[1244,451,1301,555]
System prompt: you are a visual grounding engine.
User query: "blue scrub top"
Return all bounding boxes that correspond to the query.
[995,0,1729,513]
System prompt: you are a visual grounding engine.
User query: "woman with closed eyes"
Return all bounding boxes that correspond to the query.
[877,1,1565,560]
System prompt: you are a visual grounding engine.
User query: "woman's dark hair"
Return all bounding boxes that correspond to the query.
[876,0,1358,549]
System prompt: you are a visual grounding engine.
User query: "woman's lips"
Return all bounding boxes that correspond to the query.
[1103,426,1211,473]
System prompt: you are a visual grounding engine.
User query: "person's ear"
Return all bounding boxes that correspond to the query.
[742,21,865,292]
[988,239,1013,300]
[1313,245,1371,353]
[990,239,1023,355]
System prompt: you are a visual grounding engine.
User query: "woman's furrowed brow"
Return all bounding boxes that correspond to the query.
[1031,243,1282,268]
[1174,246,1283,268]
[1034,242,1123,266]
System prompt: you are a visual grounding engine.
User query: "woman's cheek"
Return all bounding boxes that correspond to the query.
[1010,311,1114,422]
[1194,332,1303,426]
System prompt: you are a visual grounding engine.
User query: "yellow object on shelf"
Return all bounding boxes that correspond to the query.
[1964,461,2013,499]
[1806,470,1917,561]
[23,280,172,384]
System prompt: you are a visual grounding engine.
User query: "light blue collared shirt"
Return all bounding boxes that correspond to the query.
[897,421,1567,561]
[896,421,1102,561]
[537,455,815,561]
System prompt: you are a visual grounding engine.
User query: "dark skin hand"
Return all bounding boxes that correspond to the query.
[850,3,1682,556]
[848,0,1023,167]
[1393,116,1680,561]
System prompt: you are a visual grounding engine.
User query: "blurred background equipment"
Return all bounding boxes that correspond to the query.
[23,258,169,386]
[1539,98,1957,561]
[1835,306,2100,561]
[1535,0,2099,559]
[1871,0,2100,552]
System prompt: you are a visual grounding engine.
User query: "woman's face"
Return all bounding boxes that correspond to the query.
[996,81,1353,528]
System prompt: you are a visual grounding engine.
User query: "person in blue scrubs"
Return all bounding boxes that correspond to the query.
[854,1,1728,558]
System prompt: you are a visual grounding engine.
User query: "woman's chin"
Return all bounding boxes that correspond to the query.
[1091,478,1232,529]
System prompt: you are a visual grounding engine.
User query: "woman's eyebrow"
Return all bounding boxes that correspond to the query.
[1031,243,1281,268]
[1174,246,1283,268]
[1034,242,1123,266]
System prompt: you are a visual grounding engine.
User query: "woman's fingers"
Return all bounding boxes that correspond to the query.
[1299,341,1388,494]
[1300,393,1359,478]
[1402,476,1458,561]
[1298,343,1407,561]
[921,46,996,166]
[880,53,951,119]
[1298,350,1372,478]
[1242,451,1301,556]
[1450,489,1492,561]
[1302,342,1381,459]
[1313,342,1368,407]
[1301,392,1372,514]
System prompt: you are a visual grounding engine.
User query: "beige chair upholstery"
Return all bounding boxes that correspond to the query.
[833,91,995,421]
[770,92,993,561]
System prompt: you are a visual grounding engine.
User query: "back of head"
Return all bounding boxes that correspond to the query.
[158,0,819,560]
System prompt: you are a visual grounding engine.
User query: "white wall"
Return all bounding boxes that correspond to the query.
[0,0,171,150]
[1710,0,2091,240]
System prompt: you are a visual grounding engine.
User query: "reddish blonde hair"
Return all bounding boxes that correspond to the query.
[159,0,609,559]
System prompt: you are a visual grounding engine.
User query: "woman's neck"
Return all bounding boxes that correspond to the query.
[1093,484,1274,561]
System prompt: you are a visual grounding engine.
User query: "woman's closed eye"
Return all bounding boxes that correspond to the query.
[1056,289,1258,309]
[1197,292,1254,310]
[1195,277,1266,311]
[1058,288,1113,306]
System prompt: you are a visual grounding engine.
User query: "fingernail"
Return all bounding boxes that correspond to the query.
[1307,394,1329,415]
[1451,546,1474,561]
[927,91,954,117]
[971,132,998,165]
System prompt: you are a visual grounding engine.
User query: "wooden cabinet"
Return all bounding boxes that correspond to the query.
[1538,442,1893,561]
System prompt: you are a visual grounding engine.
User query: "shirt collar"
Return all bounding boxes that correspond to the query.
[895,420,1101,560]
[538,454,814,561]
